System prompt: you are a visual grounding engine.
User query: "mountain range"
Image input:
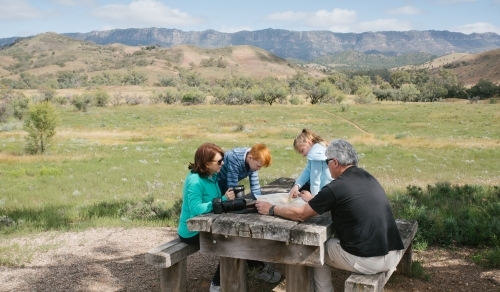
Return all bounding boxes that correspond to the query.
[2,28,500,61]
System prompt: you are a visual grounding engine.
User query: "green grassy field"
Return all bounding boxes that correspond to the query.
[1,102,499,234]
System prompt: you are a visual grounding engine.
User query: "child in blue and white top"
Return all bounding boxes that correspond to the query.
[289,129,333,202]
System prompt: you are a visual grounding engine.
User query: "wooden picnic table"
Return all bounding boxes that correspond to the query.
[187,178,334,292]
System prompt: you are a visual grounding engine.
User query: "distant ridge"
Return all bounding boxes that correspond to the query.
[2,28,500,61]
[62,28,500,60]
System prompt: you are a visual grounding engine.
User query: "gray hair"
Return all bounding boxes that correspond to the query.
[325,139,359,166]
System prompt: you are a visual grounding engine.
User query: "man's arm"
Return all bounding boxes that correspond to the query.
[255,200,318,222]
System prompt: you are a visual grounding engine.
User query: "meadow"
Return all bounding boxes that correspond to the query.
[1,101,500,238]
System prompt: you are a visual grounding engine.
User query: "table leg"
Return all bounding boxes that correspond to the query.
[285,264,314,292]
[220,256,247,292]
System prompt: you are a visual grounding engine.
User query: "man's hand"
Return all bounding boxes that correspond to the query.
[255,200,272,215]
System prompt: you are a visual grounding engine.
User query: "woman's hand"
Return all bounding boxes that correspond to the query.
[298,191,313,202]
[224,189,235,201]
[288,184,300,200]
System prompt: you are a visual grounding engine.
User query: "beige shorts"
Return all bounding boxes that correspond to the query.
[314,238,403,292]
[324,237,402,274]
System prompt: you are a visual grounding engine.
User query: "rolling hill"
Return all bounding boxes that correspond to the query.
[0,33,322,85]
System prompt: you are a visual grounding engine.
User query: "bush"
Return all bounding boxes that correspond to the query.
[72,93,93,112]
[473,247,500,269]
[94,90,110,107]
[181,90,206,105]
[161,88,182,104]
[390,183,500,247]
[23,102,60,154]
[156,76,178,87]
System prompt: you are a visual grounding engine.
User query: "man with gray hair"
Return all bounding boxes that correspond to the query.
[256,139,404,292]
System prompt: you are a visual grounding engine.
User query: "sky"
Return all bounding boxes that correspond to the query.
[1,0,500,39]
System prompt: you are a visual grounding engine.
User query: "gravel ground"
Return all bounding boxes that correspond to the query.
[1,227,499,292]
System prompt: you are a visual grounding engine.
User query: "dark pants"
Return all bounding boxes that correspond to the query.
[299,181,311,193]
[179,234,265,286]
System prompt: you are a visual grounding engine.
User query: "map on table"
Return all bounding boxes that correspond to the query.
[256,193,307,207]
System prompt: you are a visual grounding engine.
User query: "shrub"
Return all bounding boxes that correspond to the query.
[289,96,301,105]
[156,76,177,87]
[181,90,206,105]
[72,93,93,112]
[0,103,12,123]
[161,88,182,104]
[23,102,60,154]
[94,90,110,107]
[473,247,500,269]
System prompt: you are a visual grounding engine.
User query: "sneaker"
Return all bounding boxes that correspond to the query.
[209,282,220,292]
[253,263,282,283]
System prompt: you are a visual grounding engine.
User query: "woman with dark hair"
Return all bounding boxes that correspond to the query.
[177,143,235,292]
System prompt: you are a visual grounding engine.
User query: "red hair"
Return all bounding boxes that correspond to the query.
[248,143,272,167]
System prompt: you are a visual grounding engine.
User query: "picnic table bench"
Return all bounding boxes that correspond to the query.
[145,177,418,292]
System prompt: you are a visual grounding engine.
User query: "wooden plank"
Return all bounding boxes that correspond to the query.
[285,264,315,292]
[395,219,418,249]
[220,257,247,292]
[394,220,418,277]
[290,213,333,246]
[211,213,298,242]
[187,213,219,232]
[145,238,199,268]
[344,272,387,292]
[159,258,187,292]
[199,232,324,267]
[344,220,418,292]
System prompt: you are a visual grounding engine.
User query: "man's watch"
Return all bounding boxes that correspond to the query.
[269,205,276,216]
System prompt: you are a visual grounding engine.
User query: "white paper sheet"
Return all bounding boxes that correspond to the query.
[255,192,307,207]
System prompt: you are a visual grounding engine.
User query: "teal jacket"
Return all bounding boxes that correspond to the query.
[177,171,227,238]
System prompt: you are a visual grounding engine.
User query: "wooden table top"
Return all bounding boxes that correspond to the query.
[187,178,334,247]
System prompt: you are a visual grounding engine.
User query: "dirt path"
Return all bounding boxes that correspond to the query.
[1,227,499,292]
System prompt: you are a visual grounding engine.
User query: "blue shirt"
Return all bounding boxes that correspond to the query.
[217,147,261,199]
[295,143,333,196]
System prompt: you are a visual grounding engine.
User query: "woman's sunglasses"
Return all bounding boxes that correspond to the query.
[211,158,224,165]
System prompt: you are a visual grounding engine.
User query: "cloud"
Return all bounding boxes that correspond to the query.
[356,19,413,32]
[0,0,43,21]
[91,0,203,27]
[265,9,357,29]
[454,22,500,34]
[220,26,253,33]
[438,0,477,4]
[48,0,95,6]
[387,6,424,15]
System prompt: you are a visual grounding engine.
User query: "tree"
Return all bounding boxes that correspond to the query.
[390,70,411,89]
[468,79,499,99]
[253,78,289,105]
[23,102,60,154]
[304,81,338,104]
[122,70,148,85]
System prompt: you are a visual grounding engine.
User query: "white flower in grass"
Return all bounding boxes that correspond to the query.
[122,178,128,181]
[72,190,81,196]
[139,159,147,164]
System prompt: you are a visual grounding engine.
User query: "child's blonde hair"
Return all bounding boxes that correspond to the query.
[293,129,327,151]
